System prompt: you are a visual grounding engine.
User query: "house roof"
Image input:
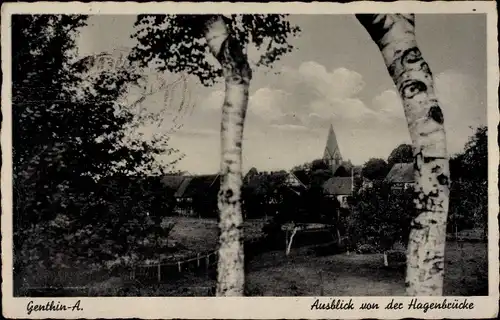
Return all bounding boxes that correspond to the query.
[160,174,186,190]
[291,170,310,187]
[174,174,220,198]
[244,171,297,196]
[244,167,259,184]
[385,163,414,183]
[323,177,353,195]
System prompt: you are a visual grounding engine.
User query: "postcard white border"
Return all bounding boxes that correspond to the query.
[2,1,499,319]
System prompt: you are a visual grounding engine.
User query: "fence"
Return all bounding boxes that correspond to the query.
[130,248,220,283]
[130,237,267,283]
[19,237,264,295]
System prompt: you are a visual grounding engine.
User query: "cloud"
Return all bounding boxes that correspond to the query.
[248,88,291,120]
[198,61,379,129]
[280,62,364,99]
[201,87,290,122]
[371,90,405,120]
[183,65,486,172]
[278,61,376,123]
[366,70,486,156]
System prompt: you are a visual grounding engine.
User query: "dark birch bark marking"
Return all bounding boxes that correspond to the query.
[356,14,450,296]
[204,16,252,297]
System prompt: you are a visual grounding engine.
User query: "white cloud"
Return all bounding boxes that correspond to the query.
[279,61,376,123]
[248,87,290,120]
[366,71,486,156]
[198,61,378,127]
[371,90,405,119]
[201,87,290,122]
[297,63,365,99]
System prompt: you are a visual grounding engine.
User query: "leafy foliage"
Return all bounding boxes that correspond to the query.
[130,14,300,86]
[12,15,182,286]
[242,171,289,218]
[347,181,414,252]
[448,126,488,234]
[361,158,389,181]
[387,144,413,168]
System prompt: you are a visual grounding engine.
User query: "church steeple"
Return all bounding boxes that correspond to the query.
[323,124,342,173]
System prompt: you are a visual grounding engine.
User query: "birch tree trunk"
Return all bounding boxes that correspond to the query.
[356,14,450,296]
[204,16,252,296]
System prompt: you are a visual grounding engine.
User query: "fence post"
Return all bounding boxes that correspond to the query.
[319,270,324,296]
[157,264,161,283]
[178,261,181,273]
[197,253,200,268]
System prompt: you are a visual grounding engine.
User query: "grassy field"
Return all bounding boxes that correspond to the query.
[22,217,488,297]
[162,216,267,260]
[144,240,488,296]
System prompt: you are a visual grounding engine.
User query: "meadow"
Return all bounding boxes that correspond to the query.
[23,217,487,297]
[142,239,488,297]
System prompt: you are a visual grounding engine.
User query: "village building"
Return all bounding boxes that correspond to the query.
[323,177,353,209]
[323,124,344,175]
[160,174,186,193]
[384,163,414,190]
[166,174,220,217]
[285,170,309,193]
[320,124,354,205]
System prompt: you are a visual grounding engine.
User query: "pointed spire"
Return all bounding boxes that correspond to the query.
[323,124,341,160]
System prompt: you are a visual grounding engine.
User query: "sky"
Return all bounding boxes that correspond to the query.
[75,14,487,174]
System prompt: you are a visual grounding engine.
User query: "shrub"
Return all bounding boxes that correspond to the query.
[356,243,379,254]
[347,181,413,253]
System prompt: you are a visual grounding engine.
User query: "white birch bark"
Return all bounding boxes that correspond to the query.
[356,14,450,296]
[204,16,251,296]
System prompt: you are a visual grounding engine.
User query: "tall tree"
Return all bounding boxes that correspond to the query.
[130,14,299,296]
[362,158,389,181]
[388,143,414,168]
[12,15,181,284]
[357,14,450,296]
[448,126,488,236]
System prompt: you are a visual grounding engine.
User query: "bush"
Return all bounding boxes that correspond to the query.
[355,243,380,254]
[347,181,413,253]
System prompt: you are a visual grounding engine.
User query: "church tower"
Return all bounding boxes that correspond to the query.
[323,124,343,174]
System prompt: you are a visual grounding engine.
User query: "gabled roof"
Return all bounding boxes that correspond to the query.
[174,174,220,198]
[244,170,304,197]
[385,163,414,184]
[291,170,310,187]
[323,124,342,161]
[323,177,353,195]
[160,174,186,190]
[244,167,259,184]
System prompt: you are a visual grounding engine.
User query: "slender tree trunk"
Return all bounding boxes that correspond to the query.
[204,16,252,296]
[356,14,450,296]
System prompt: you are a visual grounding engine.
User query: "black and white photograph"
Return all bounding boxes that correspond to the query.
[2,1,498,319]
